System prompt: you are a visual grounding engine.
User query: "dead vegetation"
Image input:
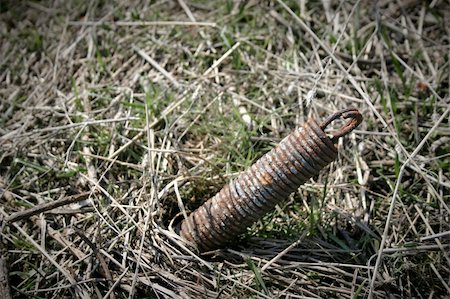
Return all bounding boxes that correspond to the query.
[0,0,449,298]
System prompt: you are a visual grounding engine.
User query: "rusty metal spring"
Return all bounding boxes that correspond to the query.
[179,108,362,251]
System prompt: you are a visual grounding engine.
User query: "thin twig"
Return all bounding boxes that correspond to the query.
[132,45,180,88]
[261,231,307,272]
[5,192,90,223]
[0,117,137,141]
[430,263,450,294]
[69,20,216,27]
[420,231,450,242]
[102,267,129,299]
[74,228,116,299]
[203,42,240,76]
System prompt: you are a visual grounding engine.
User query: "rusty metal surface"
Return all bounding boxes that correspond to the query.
[179,108,362,251]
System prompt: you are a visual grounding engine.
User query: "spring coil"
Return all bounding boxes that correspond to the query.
[179,108,362,251]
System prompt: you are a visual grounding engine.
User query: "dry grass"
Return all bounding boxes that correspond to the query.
[1,0,449,298]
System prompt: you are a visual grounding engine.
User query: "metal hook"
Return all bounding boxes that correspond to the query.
[320,108,363,143]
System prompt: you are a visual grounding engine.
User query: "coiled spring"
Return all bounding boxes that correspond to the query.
[179,108,362,251]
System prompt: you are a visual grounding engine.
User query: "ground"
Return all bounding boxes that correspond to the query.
[0,0,449,298]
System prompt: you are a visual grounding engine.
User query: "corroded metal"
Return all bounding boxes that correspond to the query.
[179,108,362,251]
